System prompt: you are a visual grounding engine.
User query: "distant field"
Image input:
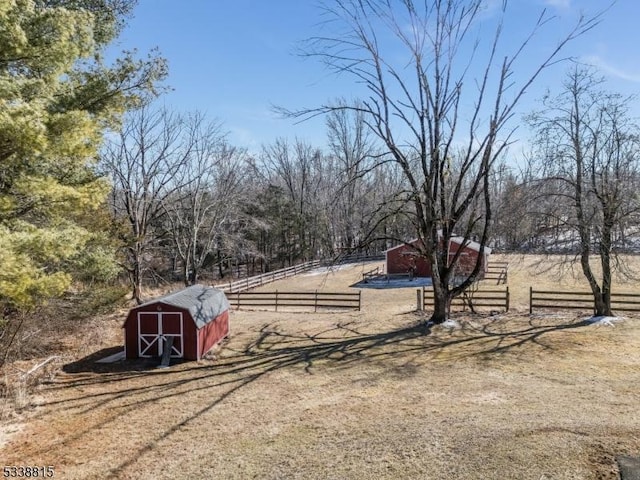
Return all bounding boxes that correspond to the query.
[1,254,639,479]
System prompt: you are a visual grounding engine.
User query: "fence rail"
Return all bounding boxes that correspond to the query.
[422,286,509,313]
[216,254,384,294]
[484,261,509,285]
[529,288,640,314]
[226,290,361,312]
[216,260,322,293]
[334,253,385,264]
[362,266,381,282]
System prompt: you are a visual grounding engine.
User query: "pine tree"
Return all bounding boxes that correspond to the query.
[0,0,166,308]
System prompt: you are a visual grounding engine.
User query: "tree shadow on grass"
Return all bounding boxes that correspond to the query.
[38,314,594,478]
[475,315,593,356]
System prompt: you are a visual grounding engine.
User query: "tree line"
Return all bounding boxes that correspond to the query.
[103,58,640,321]
[1,0,637,332]
[100,105,411,303]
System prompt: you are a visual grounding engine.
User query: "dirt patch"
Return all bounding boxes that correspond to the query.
[1,257,639,479]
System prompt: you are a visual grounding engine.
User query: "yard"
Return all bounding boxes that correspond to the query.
[1,255,639,479]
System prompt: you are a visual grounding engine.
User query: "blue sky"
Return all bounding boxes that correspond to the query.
[108,0,640,152]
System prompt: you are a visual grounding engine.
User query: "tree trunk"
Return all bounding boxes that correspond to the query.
[217,251,224,279]
[429,258,450,324]
[131,264,143,305]
[599,214,614,316]
[182,261,190,287]
[429,292,450,324]
[594,293,610,317]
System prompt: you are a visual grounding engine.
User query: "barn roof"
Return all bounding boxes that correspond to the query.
[385,236,492,255]
[450,236,492,255]
[135,285,229,329]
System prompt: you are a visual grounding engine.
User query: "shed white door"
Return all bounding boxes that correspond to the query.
[137,312,184,358]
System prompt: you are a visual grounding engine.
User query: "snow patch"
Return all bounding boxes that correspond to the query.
[304,265,352,276]
[440,319,461,329]
[585,316,625,327]
[356,277,433,289]
[424,319,460,330]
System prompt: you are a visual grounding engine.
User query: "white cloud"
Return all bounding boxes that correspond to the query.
[582,55,640,83]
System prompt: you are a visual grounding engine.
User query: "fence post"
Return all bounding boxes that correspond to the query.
[358,291,361,311]
[506,286,510,312]
[416,289,422,311]
[529,286,533,315]
[314,290,318,312]
[275,290,278,312]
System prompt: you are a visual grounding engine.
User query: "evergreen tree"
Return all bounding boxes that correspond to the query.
[0,0,166,308]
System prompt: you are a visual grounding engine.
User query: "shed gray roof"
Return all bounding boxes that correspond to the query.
[137,285,229,329]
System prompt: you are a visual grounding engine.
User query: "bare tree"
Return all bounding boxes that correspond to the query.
[284,0,598,323]
[102,106,192,303]
[258,138,326,264]
[528,66,640,316]
[161,114,248,285]
[490,163,549,252]
[326,101,379,252]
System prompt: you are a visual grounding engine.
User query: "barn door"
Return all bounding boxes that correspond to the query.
[138,312,184,358]
[161,312,183,357]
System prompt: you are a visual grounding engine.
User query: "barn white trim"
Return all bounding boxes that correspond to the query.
[137,312,184,358]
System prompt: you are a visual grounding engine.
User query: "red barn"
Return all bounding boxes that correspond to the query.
[123,285,230,361]
[385,237,491,278]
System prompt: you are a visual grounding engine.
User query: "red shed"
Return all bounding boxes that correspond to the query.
[123,285,230,360]
[385,237,491,278]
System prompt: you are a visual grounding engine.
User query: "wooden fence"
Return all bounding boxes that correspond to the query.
[226,290,361,312]
[334,253,385,264]
[362,266,381,282]
[422,286,510,313]
[216,254,385,294]
[484,261,509,285]
[529,288,640,314]
[216,260,322,293]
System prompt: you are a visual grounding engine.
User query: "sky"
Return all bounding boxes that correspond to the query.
[107,0,640,154]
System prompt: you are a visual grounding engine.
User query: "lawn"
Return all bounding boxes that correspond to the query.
[1,255,639,479]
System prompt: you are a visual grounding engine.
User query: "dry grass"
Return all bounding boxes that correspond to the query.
[1,255,639,479]
[0,287,129,419]
[505,253,640,309]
